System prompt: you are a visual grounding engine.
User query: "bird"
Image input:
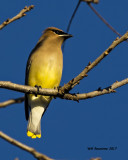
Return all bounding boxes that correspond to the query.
[25,27,72,138]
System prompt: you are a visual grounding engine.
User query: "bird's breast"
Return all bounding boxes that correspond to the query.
[28,50,63,89]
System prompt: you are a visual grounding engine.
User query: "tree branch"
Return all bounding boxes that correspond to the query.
[0,81,58,96]
[65,0,122,51]
[70,78,128,100]
[66,0,81,34]
[87,3,122,37]
[66,0,99,33]
[0,5,34,30]
[60,31,128,93]
[0,96,24,108]
[63,0,99,51]
[0,131,53,160]
[1,31,128,107]
[90,158,101,160]
[81,0,99,4]
[0,78,128,107]
[0,131,101,160]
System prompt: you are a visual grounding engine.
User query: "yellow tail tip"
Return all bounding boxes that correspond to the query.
[27,131,41,139]
[36,134,41,138]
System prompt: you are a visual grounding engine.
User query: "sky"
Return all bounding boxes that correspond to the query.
[0,0,128,160]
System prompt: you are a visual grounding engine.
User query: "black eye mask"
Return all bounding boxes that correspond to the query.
[51,29,67,35]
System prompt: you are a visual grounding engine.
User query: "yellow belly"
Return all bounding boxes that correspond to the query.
[27,48,63,101]
[28,61,62,89]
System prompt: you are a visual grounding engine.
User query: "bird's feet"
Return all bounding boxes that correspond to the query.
[54,86,61,91]
[53,86,62,99]
[34,85,42,97]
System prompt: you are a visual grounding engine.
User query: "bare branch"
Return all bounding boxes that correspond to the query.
[0,78,128,105]
[0,96,24,108]
[67,0,121,40]
[66,0,99,34]
[65,0,122,51]
[0,33,128,107]
[65,78,128,101]
[81,0,99,4]
[0,81,58,96]
[87,3,121,37]
[62,0,81,51]
[0,131,102,160]
[66,0,81,33]
[64,0,98,51]
[0,5,34,30]
[90,158,101,160]
[0,131,53,160]
[60,31,128,93]
[0,31,128,106]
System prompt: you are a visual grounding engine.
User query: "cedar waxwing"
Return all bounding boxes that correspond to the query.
[25,27,72,138]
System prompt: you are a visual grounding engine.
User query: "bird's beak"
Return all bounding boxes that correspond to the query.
[63,33,73,39]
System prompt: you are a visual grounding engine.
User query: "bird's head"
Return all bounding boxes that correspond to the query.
[36,27,72,50]
[44,27,72,39]
[41,27,72,44]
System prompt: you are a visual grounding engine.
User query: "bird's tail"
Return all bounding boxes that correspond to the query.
[27,96,50,139]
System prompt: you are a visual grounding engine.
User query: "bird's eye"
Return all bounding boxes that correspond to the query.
[52,29,66,35]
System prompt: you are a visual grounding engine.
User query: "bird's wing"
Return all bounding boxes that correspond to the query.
[24,58,32,121]
[24,39,45,120]
[24,37,50,120]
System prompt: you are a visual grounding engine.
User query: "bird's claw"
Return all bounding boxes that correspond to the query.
[35,85,42,97]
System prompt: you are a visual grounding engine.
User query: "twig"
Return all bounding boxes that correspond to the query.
[62,0,81,51]
[81,0,99,3]
[0,131,53,160]
[64,0,98,50]
[0,78,128,104]
[66,0,81,33]
[0,96,24,108]
[66,0,99,34]
[87,3,122,37]
[63,0,99,51]
[63,78,128,101]
[0,5,34,30]
[90,158,101,160]
[60,31,128,93]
